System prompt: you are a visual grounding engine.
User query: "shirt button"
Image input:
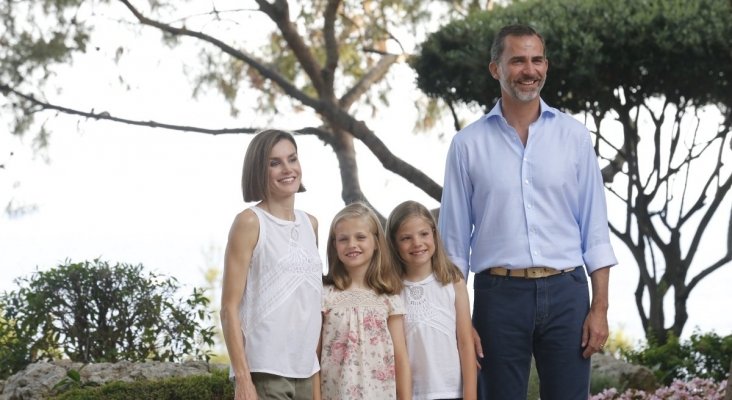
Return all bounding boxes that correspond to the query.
[527,204,533,209]
[533,250,539,255]
[524,179,529,184]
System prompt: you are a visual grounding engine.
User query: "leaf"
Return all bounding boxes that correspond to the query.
[67,368,81,382]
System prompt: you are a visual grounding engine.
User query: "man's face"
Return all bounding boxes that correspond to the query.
[490,34,548,103]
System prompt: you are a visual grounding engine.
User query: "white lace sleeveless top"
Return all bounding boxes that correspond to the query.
[401,274,462,399]
[237,207,323,378]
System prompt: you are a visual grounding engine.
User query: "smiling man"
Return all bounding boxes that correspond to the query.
[437,24,618,400]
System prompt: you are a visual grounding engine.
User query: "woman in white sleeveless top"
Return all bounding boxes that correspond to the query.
[221,130,323,400]
[387,200,477,400]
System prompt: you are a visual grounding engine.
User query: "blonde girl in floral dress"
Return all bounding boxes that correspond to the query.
[318,202,412,400]
[386,200,477,400]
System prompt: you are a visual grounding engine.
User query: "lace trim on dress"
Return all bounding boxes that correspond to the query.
[405,284,437,323]
[245,240,322,324]
[327,288,391,308]
[241,210,322,328]
[403,279,455,338]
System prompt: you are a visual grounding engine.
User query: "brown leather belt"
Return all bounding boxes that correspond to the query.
[487,266,576,279]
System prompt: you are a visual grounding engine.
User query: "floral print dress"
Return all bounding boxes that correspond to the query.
[320,285,406,399]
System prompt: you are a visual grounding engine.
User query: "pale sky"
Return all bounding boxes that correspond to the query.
[1,3,730,346]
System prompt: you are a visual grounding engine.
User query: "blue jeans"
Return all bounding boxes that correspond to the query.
[473,267,590,400]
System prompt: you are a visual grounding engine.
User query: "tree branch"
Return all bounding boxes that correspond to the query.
[116,0,319,109]
[446,98,462,132]
[677,136,726,226]
[684,200,732,297]
[641,99,666,191]
[684,172,732,266]
[338,54,399,110]
[601,150,626,184]
[1,83,335,143]
[255,0,326,97]
[322,106,443,200]
[322,0,342,98]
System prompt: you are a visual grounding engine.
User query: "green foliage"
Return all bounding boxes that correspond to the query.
[412,0,732,115]
[191,0,474,116]
[528,358,539,400]
[0,0,92,138]
[590,373,624,396]
[51,368,234,400]
[0,305,36,379]
[53,369,100,393]
[0,259,215,379]
[0,0,89,84]
[622,331,732,385]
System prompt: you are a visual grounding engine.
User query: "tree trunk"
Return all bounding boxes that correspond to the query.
[333,132,367,204]
[646,289,668,344]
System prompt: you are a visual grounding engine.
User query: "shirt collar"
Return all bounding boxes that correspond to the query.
[485,98,557,121]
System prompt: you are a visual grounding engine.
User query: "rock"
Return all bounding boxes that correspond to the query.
[0,360,224,400]
[1,361,72,400]
[592,353,658,392]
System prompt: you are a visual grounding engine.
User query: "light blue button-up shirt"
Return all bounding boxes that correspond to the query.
[438,99,617,278]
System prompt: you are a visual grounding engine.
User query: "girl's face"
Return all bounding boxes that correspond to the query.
[333,217,377,272]
[267,139,301,198]
[394,216,435,271]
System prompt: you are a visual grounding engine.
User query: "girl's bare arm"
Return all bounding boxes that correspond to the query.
[388,314,412,400]
[455,279,478,400]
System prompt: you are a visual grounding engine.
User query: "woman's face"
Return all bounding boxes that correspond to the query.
[267,139,301,198]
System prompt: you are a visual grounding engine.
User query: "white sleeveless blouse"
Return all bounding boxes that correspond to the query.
[401,274,462,399]
[237,207,323,378]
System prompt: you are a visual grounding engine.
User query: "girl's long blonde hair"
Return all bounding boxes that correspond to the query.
[324,202,403,295]
[386,200,464,285]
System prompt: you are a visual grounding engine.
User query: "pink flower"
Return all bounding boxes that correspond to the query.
[372,366,396,382]
[362,311,385,331]
[346,385,364,397]
[328,340,348,364]
[328,330,358,364]
[588,378,727,400]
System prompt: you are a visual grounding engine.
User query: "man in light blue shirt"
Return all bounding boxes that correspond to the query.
[438,24,617,400]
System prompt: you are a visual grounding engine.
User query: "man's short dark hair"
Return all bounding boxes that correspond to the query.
[490,24,546,63]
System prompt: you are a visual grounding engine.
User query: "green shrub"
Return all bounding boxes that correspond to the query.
[527,358,539,400]
[623,330,732,385]
[0,259,215,379]
[0,306,36,379]
[590,372,624,395]
[51,368,235,400]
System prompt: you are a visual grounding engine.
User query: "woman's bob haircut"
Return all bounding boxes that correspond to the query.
[241,129,305,202]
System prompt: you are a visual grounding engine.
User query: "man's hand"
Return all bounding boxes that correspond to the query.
[581,306,609,358]
[472,326,484,369]
[583,266,610,358]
